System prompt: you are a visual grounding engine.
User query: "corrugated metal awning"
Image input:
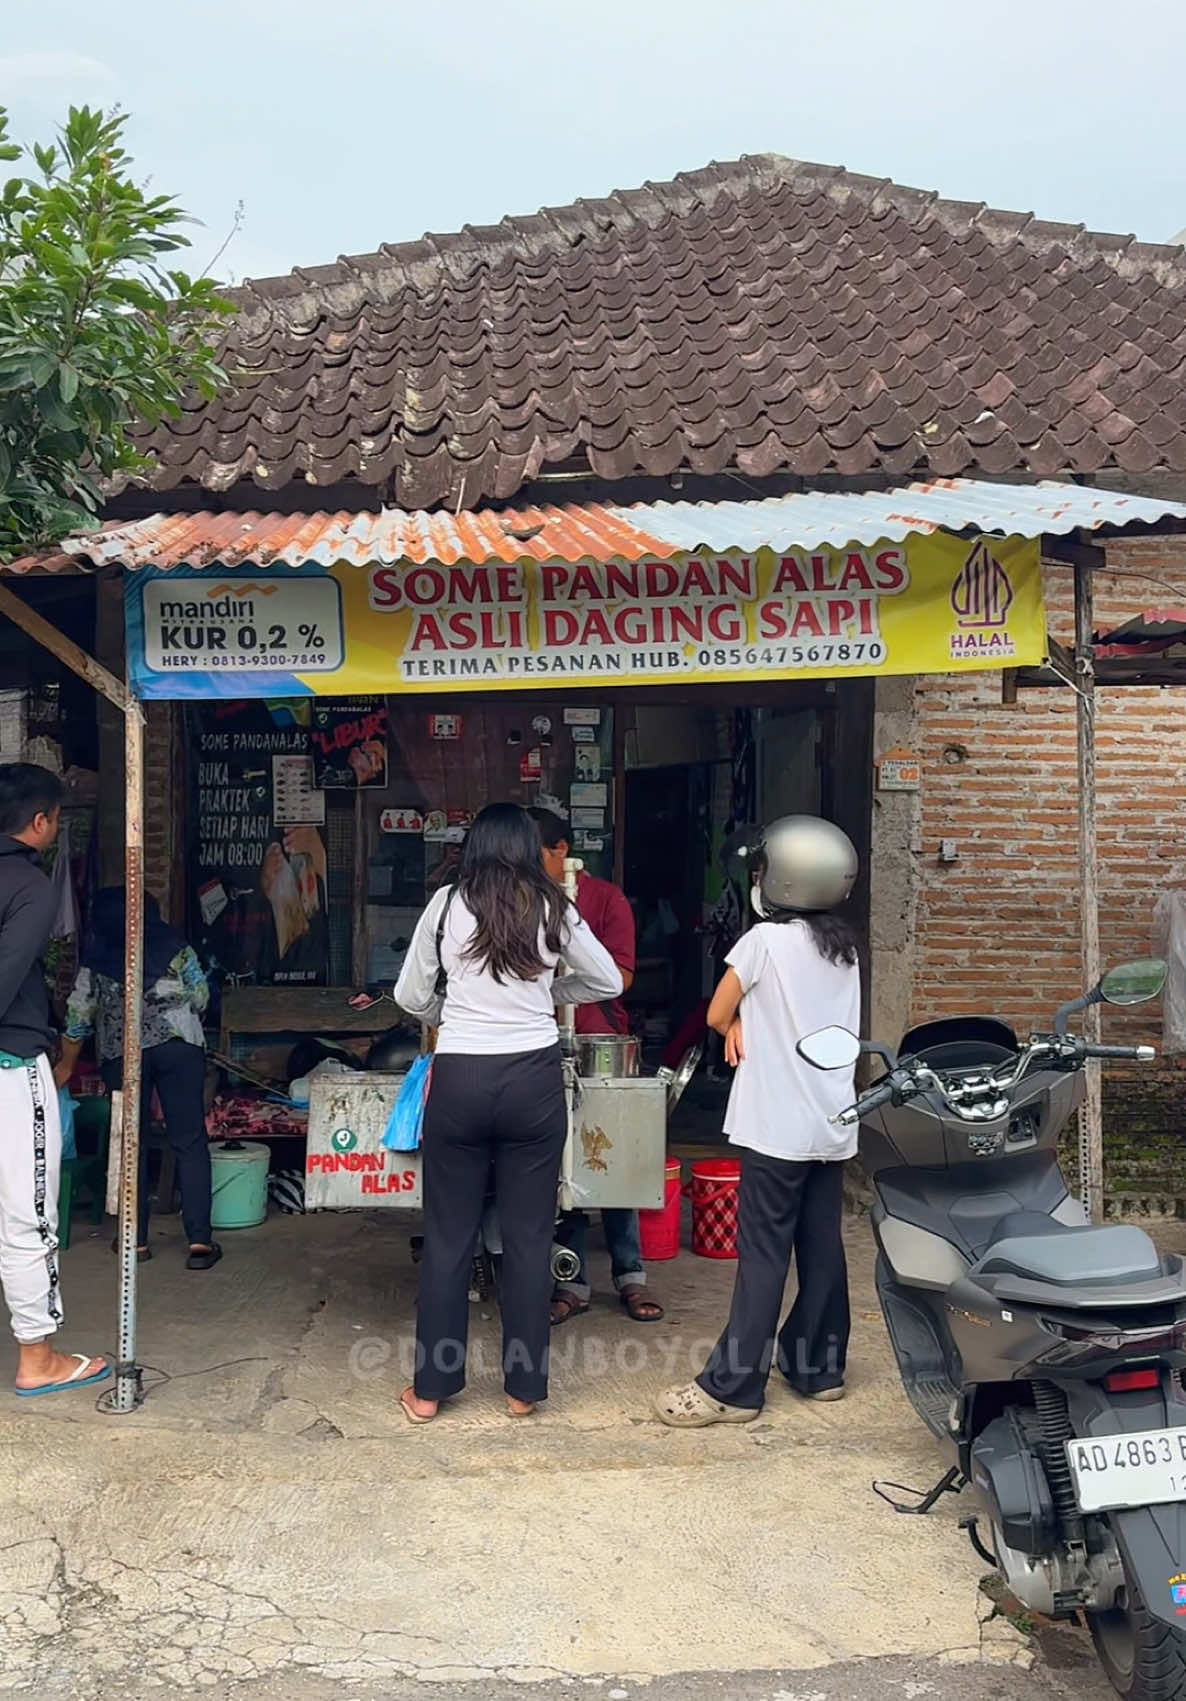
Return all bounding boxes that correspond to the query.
[8,479,1186,573]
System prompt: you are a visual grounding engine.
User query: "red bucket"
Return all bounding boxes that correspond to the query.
[688,1157,742,1259]
[639,1158,683,1261]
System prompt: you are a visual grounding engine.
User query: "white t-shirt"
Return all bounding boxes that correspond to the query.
[395,884,622,1056]
[723,920,862,1162]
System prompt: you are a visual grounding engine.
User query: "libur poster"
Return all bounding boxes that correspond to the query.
[311,697,389,789]
[189,701,330,985]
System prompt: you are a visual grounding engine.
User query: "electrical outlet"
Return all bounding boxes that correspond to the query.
[939,839,958,864]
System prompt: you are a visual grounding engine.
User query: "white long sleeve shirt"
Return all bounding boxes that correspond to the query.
[395,884,623,1056]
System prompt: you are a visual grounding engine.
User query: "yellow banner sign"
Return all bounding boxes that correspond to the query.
[126,533,1045,698]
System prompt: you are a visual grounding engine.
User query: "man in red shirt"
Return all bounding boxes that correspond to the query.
[530,809,664,1325]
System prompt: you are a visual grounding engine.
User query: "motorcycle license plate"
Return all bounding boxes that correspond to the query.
[1067,1427,1186,1513]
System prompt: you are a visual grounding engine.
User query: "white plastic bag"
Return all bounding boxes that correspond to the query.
[1153,892,1186,1053]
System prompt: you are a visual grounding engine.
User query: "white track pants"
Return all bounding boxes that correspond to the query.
[0,1055,62,1342]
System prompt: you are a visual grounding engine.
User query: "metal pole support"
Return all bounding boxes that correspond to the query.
[111,698,145,1412]
[1074,554,1104,1222]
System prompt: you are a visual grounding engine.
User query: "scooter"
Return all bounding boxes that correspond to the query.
[798,958,1186,1701]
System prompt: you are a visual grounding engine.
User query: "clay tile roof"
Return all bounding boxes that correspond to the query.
[128,155,1186,510]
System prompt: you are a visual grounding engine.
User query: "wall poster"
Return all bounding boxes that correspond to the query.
[188,700,330,986]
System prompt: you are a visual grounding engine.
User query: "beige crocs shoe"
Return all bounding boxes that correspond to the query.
[654,1381,760,1428]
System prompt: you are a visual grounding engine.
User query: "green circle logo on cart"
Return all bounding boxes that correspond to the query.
[330,1127,358,1153]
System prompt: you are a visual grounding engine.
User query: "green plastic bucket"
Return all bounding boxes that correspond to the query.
[210,1140,270,1229]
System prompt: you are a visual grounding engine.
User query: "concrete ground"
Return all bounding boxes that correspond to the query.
[0,1199,1137,1698]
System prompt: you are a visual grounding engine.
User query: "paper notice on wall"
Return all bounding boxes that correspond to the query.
[380,807,424,834]
[574,747,601,782]
[572,808,605,830]
[198,880,228,926]
[0,691,25,764]
[272,755,326,824]
[571,725,596,743]
[573,830,604,851]
[564,707,601,726]
[570,782,607,808]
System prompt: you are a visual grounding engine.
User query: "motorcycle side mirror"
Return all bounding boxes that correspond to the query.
[1097,958,1168,1007]
[797,1027,862,1071]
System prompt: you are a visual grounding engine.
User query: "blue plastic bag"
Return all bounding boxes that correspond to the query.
[58,1089,77,1162]
[381,1054,432,1152]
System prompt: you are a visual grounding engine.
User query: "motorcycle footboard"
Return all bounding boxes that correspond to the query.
[875,1266,959,1437]
[1111,1504,1186,1632]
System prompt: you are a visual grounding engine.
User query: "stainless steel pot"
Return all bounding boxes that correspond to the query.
[576,1033,640,1078]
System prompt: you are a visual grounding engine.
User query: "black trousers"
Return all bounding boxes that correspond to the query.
[102,1039,212,1246]
[415,1045,567,1404]
[698,1147,850,1409]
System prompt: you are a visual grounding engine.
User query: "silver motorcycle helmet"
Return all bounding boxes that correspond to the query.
[750,815,858,917]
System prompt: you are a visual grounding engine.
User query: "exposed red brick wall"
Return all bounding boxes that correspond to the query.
[914,539,1186,1047]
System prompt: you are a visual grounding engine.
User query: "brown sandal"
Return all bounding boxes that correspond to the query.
[620,1285,664,1323]
[399,1387,438,1424]
[549,1294,590,1327]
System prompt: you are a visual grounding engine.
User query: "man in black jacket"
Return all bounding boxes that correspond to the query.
[0,765,108,1396]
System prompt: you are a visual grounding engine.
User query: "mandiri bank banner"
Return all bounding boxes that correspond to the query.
[123,533,1046,699]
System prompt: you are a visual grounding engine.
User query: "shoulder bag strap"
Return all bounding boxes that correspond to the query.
[433,886,456,998]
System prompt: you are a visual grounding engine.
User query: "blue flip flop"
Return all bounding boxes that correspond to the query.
[14,1353,112,1398]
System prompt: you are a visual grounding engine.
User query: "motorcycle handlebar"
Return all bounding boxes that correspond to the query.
[1083,1043,1156,1062]
[834,1078,897,1127]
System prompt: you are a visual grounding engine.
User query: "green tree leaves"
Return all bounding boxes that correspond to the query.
[0,105,232,559]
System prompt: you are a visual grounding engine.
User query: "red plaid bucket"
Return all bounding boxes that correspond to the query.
[688,1158,741,1259]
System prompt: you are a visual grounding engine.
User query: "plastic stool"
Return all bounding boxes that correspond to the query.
[57,1102,111,1252]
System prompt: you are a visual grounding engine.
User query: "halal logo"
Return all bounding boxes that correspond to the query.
[330,1127,357,1153]
[951,540,1014,631]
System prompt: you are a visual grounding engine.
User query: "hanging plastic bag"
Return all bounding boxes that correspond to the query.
[381,1054,432,1151]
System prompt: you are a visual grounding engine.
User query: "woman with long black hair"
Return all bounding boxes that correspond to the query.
[394,803,621,1422]
[656,816,862,1427]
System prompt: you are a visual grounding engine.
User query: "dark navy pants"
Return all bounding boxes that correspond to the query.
[698,1147,850,1409]
[415,1044,566,1404]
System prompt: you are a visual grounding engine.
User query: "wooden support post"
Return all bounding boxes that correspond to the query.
[1074,552,1104,1221]
[352,790,368,989]
[0,579,130,711]
[612,706,626,890]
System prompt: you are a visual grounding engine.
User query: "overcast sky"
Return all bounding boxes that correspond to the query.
[2,0,1183,283]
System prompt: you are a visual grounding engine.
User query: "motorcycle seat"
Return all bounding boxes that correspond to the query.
[973,1215,1162,1287]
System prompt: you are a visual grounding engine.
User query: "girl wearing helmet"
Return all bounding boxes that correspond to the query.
[656,816,861,1428]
